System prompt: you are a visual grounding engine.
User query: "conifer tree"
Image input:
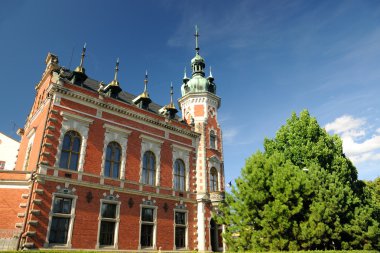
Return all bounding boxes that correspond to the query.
[216,110,380,251]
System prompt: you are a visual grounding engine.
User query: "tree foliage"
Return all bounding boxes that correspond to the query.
[216,110,380,251]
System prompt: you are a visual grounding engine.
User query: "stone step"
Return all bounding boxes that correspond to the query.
[30,209,40,216]
[23,242,34,249]
[33,199,42,205]
[28,220,39,226]
[34,189,44,195]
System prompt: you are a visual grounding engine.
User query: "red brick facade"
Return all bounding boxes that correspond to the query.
[0,38,225,251]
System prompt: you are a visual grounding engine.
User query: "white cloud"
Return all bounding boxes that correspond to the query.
[325,115,380,164]
[325,115,365,134]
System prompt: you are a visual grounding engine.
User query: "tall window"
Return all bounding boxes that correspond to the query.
[140,207,155,248]
[175,211,187,249]
[142,151,156,185]
[174,159,186,191]
[59,131,81,170]
[210,167,218,192]
[49,196,73,244]
[99,202,118,246]
[105,142,121,179]
[210,130,216,149]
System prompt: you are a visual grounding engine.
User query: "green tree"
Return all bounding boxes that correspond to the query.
[216,110,380,251]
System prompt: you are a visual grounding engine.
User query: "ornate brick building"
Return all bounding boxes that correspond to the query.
[0,28,225,251]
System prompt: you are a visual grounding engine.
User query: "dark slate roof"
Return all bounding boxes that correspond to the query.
[59,68,181,120]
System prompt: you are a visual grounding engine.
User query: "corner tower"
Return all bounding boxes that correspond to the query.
[178,26,225,252]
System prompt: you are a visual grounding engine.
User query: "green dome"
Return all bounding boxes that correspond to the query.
[181,74,216,96]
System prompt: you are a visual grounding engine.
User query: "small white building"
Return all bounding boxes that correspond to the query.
[0,132,20,170]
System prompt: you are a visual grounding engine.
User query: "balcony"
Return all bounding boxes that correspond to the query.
[209,191,225,204]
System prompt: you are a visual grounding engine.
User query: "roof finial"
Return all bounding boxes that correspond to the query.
[170,82,174,106]
[195,25,200,55]
[114,57,119,81]
[79,43,86,68]
[75,43,87,74]
[144,70,148,93]
[209,66,213,77]
[184,67,188,79]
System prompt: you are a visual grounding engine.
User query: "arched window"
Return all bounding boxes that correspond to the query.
[210,130,216,149]
[105,142,121,179]
[59,131,81,170]
[142,151,156,185]
[210,167,218,192]
[174,159,186,191]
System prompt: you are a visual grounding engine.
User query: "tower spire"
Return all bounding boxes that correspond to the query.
[195,25,200,55]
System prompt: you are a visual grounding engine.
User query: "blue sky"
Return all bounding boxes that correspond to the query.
[1,0,379,181]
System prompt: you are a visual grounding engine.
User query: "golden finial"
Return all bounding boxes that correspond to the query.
[109,58,120,87]
[75,43,86,73]
[140,70,150,99]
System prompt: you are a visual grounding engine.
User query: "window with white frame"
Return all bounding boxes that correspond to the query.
[47,191,77,247]
[140,206,156,248]
[174,159,185,191]
[102,124,130,180]
[104,142,121,179]
[174,211,187,249]
[55,111,92,172]
[98,201,120,247]
[142,151,156,185]
[172,144,190,192]
[140,135,162,187]
[0,161,5,170]
[23,128,35,171]
[210,167,219,192]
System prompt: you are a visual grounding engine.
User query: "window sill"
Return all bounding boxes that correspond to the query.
[45,243,71,249]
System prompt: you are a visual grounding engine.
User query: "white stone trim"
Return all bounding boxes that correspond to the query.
[172,146,190,191]
[138,204,158,250]
[44,191,78,248]
[96,198,121,249]
[55,112,92,172]
[197,201,205,251]
[23,130,36,171]
[208,157,221,192]
[140,136,162,186]
[101,124,131,180]
[60,111,94,125]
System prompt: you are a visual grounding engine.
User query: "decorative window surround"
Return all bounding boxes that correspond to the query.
[44,186,77,248]
[140,135,162,187]
[55,111,93,174]
[209,128,217,150]
[96,194,121,249]
[139,199,157,250]
[208,156,221,192]
[101,124,131,181]
[172,145,190,192]
[23,128,36,171]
